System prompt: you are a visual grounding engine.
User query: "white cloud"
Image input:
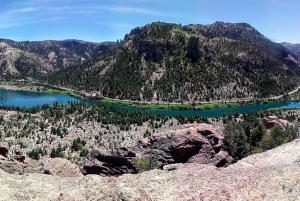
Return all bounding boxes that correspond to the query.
[97,6,180,17]
[23,17,65,25]
[12,7,36,13]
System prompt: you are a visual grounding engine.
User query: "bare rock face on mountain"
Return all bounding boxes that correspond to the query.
[0,142,9,157]
[1,138,300,200]
[186,36,216,62]
[138,40,176,62]
[262,116,293,130]
[186,36,203,62]
[82,123,233,176]
[43,158,83,177]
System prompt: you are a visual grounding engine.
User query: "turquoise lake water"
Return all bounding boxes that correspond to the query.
[1,89,300,118]
[0,89,78,107]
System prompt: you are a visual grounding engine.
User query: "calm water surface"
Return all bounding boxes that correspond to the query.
[125,102,300,118]
[1,89,300,118]
[0,89,78,107]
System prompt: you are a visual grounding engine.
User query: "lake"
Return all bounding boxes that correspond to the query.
[0,89,299,118]
[0,89,78,108]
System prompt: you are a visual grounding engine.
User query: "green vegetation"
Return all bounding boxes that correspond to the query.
[222,109,299,161]
[42,88,83,99]
[50,144,65,158]
[27,149,40,160]
[197,102,239,110]
[28,148,47,160]
[132,158,159,172]
[71,137,86,151]
[80,149,89,157]
[100,99,192,110]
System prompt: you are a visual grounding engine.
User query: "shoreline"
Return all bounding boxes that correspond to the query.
[0,81,299,111]
[0,82,84,99]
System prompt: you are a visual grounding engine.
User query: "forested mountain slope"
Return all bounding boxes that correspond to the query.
[45,22,300,102]
[0,39,114,78]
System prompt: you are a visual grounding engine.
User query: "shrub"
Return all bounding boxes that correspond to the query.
[28,149,40,160]
[132,158,159,173]
[270,125,293,146]
[79,149,89,157]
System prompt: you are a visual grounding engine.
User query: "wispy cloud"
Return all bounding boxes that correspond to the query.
[97,22,135,28]
[24,17,65,25]
[12,7,36,13]
[97,6,180,17]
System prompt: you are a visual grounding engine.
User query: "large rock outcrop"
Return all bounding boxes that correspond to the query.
[186,36,216,62]
[0,143,82,177]
[138,40,177,62]
[43,158,83,177]
[82,123,233,175]
[0,142,43,175]
[0,157,43,175]
[262,116,293,130]
[1,139,300,200]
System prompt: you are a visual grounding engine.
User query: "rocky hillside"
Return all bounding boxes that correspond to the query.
[1,137,300,200]
[0,39,114,78]
[82,124,232,176]
[282,42,300,58]
[46,22,300,102]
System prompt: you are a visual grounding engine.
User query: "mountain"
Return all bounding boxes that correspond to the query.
[46,21,300,102]
[0,39,114,78]
[193,21,294,59]
[281,42,300,58]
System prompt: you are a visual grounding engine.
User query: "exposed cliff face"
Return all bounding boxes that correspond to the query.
[1,138,300,200]
[138,40,177,62]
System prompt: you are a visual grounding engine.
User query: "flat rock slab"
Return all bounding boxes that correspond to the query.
[43,158,83,177]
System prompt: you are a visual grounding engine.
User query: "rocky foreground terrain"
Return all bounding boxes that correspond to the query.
[0,137,300,200]
[0,121,300,200]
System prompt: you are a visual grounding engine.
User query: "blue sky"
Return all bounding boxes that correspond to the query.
[0,0,299,43]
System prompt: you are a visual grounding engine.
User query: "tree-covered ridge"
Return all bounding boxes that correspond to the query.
[0,39,115,78]
[45,22,300,102]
